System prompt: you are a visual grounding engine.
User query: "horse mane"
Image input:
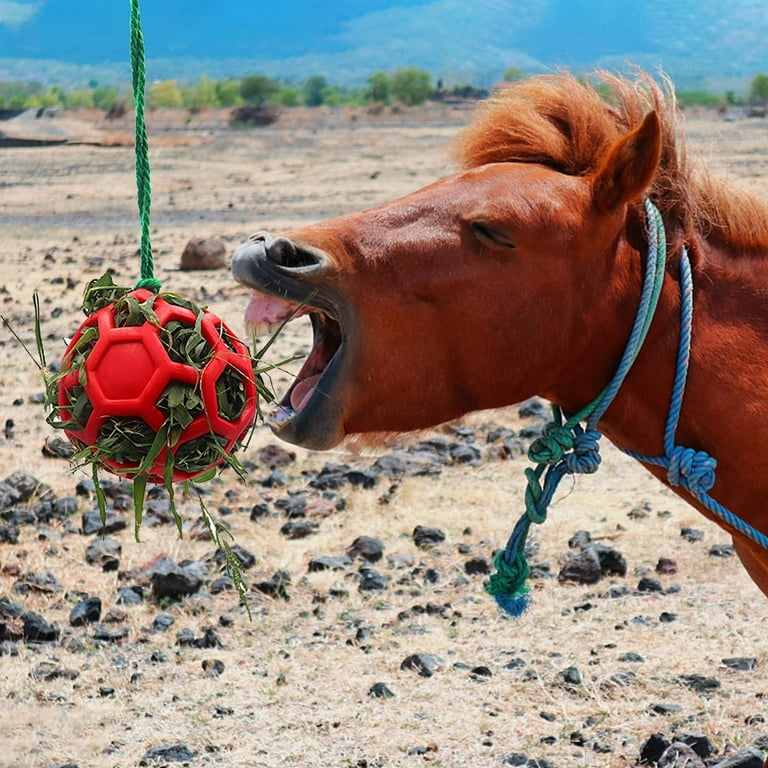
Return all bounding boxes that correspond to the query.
[454,70,768,258]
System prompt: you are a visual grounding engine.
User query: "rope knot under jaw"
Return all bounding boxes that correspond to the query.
[667,445,717,493]
[564,429,602,474]
[528,425,574,464]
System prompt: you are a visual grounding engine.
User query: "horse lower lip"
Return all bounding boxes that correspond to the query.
[269,404,295,429]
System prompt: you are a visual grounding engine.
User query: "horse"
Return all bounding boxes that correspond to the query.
[231,70,768,605]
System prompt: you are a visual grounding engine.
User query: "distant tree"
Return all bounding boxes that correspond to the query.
[149,80,183,107]
[37,87,65,108]
[750,72,768,107]
[240,74,279,105]
[183,74,219,108]
[66,89,95,108]
[503,66,525,82]
[9,91,28,108]
[215,78,242,107]
[92,87,118,109]
[366,71,390,104]
[276,86,301,107]
[676,90,721,108]
[390,67,432,106]
[303,75,328,106]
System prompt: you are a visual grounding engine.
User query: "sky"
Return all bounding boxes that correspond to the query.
[1,0,767,90]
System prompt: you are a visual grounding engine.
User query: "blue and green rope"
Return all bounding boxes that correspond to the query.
[489,198,768,616]
[487,199,668,615]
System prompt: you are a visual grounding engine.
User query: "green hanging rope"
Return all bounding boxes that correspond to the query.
[129,0,160,293]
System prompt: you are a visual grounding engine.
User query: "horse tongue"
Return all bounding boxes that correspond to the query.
[290,374,322,411]
[245,291,308,333]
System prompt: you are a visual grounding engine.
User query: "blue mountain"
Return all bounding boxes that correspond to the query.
[1,0,767,90]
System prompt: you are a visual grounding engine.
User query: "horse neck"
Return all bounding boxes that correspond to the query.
[584,241,768,500]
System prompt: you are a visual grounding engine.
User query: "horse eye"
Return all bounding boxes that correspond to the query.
[470,222,516,250]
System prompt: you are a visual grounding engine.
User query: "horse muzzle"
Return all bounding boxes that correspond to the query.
[231,232,351,451]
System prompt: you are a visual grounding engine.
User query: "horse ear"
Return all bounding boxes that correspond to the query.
[592,110,662,211]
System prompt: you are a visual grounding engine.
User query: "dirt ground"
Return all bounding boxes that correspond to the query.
[0,104,767,768]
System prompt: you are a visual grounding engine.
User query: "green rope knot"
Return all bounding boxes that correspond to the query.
[486,546,532,616]
[523,466,548,523]
[528,424,574,464]
[134,277,162,294]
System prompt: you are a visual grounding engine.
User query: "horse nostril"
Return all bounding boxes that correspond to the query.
[266,237,327,272]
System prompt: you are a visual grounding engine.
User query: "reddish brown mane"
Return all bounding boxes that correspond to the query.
[454,71,768,258]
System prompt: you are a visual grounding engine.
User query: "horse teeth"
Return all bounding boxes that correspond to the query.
[249,320,287,338]
[250,321,272,337]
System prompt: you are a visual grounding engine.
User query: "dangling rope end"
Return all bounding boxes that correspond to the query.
[134,277,161,294]
[493,590,533,617]
[486,544,532,617]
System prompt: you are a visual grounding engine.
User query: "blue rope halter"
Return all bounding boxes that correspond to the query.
[487,199,768,616]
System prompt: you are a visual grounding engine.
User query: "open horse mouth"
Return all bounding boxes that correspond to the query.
[231,232,349,450]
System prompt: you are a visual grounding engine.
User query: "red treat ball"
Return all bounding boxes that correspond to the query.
[56,288,257,482]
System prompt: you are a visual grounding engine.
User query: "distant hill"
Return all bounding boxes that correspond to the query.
[1,0,767,93]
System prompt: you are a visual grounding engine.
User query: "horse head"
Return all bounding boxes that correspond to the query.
[233,109,661,450]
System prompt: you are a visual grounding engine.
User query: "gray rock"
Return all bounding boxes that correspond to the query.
[41,763,79,768]
[116,586,144,605]
[721,656,757,671]
[518,397,550,420]
[150,556,207,599]
[82,508,126,535]
[0,524,19,543]
[368,682,395,699]
[69,596,102,626]
[42,436,76,459]
[558,548,602,584]
[674,730,714,758]
[400,653,445,677]
[180,235,227,270]
[412,525,446,548]
[152,613,175,632]
[347,535,384,562]
[464,557,491,575]
[93,624,129,643]
[637,576,665,592]
[587,542,627,576]
[713,747,766,768]
[658,742,706,768]
[31,661,79,681]
[0,481,21,510]
[678,673,721,693]
[640,733,671,764]
[5,471,50,501]
[0,597,23,617]
[254,570,291,600]
[358,567,389,592]
[280,520,319,539]
[202,658,225,677]
[85,536,121,566]
[308,555,353,572]
[560,666,582,685]
[680,526,704,542]
[140,744,198,764]
[21,611,60,642]
[499,753,529,766]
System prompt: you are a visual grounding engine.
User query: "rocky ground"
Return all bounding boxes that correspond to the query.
[0,105,767,768]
